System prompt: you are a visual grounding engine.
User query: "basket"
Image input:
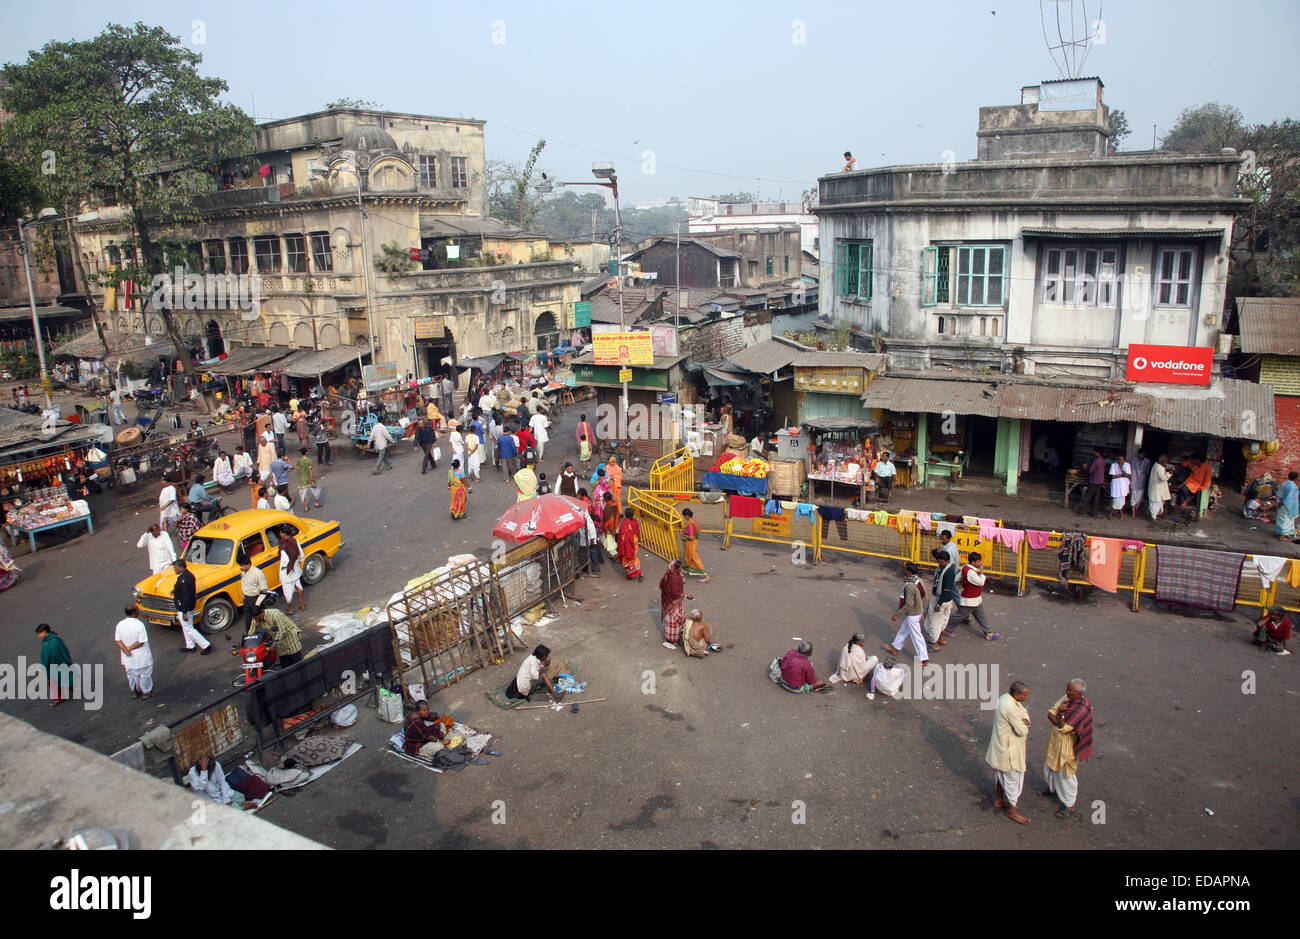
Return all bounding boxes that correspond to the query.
[767,459,806,500]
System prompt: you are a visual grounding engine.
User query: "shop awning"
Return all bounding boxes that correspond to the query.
[725,337,810,376]
[700,364,749,387]
[207,344,294,376]
[454,354,508,373]
[803,416,882,434]
[52,328,177,362]
[859,371,1276,441]
[0,304,85,323]
[280,342,370,379]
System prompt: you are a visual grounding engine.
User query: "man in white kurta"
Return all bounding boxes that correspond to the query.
[529,410,550,461]
[115,606,154,698]
[137,524,177,574]
[158,482,180,533]
[986,682,1032,824]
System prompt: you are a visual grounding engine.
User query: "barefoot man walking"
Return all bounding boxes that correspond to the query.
[987,680,1032,825]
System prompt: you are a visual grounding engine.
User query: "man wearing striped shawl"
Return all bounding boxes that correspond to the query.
[1042,678,1094,818]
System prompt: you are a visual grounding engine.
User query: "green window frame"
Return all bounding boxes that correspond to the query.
[922,244,1005,307]
[766,257,774,275]
[784,255,790,273]
[834,240,873,301]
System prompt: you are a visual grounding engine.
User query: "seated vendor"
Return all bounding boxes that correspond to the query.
[403,700,447,757]
[505,644,565,701]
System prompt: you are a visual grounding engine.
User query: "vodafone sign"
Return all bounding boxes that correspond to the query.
[1125,343,1213,386]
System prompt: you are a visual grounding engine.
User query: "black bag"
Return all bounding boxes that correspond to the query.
[431,744,473,769]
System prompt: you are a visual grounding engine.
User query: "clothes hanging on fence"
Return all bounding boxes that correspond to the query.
[729,495,764,518]
[978,518,999,541]
[1058,532,1088,582]
[1154,545,1246,612]
[818,505,847,521]
[1121,539,1146,553]
[763,499,781,516]
[1086,536,1123,593]
[1289,559,1300,588]
[845,508,872,522]
[1025,529,1052,550]
[916,513,933,531]
[995,528,1025,552]
[935,520,957,538]
[896,510,916,533]
[794,503,817,522]
[1252,554,1287,589]
[780,500,798,516]
[871,510,890,525]
[963,515,979,527]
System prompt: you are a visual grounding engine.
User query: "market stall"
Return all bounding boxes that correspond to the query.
[4,484,93,553]
[802,416,881,505]
[701,452,769,496]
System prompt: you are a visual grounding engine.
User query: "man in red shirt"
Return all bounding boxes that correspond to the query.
[1254,606,1292,655]
[779,641,829,693]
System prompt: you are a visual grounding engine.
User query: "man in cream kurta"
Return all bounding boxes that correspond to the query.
[1043,678,1094,817]
[985,681,1032,825]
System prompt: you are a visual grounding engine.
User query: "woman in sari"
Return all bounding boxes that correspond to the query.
[592,466,612,507]
[277,530,306,611]
[1276,470,1299,542]
[658,560,692,649]
[0,540,21,592]
[616,506,643,581]
[827,632,875,684]
[448,458,469,520]
[514,460,539,502]
[606,456,624,513]
[601,491,620,558]
[680,507,710,583]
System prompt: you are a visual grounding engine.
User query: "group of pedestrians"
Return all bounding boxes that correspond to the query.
[1076,447,1215,522]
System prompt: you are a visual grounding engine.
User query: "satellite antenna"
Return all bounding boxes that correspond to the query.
[1039,0,1101,79]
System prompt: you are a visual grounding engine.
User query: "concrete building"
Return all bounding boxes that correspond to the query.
[69,107,580,381]
[688,198,819,257]
[626,228,803,291]
[811,78,1272,494]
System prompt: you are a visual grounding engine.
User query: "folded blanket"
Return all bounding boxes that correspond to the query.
[280,734,356,768]
[484,686,528,709]
[1154,545,1246,612]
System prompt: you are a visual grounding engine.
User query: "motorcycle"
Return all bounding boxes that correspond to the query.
[232,591,280,687]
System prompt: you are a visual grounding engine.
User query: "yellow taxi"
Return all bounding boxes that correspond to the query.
[133,509,344,633]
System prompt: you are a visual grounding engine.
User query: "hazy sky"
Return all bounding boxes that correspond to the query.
[3,0,1297,206]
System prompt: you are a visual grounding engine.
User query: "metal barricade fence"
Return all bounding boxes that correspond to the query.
[1136,545,1281,613]
[648,447,694,493]
[492,533,583,621]
[629,488,684,563]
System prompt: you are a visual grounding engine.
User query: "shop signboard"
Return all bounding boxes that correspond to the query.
[363,361,400,391]
[413,317,445,339]
[1125,344,1213,386]
[574,301,591,328]
[793,366,864,394]
[618,367,633,383]
[752,514,791,538]
[592,331,654,366]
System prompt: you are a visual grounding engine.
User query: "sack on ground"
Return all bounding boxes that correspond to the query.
[767,657,782,683]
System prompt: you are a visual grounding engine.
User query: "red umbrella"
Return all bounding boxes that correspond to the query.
[492,493,589,543]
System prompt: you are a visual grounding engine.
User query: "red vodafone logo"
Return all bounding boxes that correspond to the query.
[1125,344,1213,386]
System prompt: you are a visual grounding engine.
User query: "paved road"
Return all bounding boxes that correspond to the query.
[3,408,1297,849]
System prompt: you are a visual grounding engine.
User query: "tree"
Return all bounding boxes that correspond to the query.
[515,139,546,229]
[0,155,42,227]
[1107,108,1130,152]
[1231,119,1300,298]
[712,191,756,204]
[1161,103,1248,154]
[325,97,381,110]
[486,140,549,230]
[2,22,257,399]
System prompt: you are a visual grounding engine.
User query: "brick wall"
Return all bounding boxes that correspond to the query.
[678,317,745,361]
[1246,393,1300,483]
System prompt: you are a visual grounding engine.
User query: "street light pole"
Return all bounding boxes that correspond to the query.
[356,167,377,376]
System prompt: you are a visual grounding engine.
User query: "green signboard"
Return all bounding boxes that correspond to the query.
[574,301,591,328]
[575,364,669,391]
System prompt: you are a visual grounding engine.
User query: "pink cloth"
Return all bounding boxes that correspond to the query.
[916,513,933,531]
[1121,539,1145,552]
[995,528,1025,552]
[1025,529,1052,550]
[977,518,998,541]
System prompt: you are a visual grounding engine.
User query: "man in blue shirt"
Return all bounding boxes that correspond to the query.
[187,474,223,521]
[269,452,293,491]
[497,430,519,481]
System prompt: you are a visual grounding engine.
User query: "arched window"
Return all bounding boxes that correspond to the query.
[318,324,340,349]
[979,316,987,336]
[937,316,945,335]
[147,316,165,336]
[293,322,315,349]
[269,322,290,346]
[991,318,999,337]
[206,319,225,357]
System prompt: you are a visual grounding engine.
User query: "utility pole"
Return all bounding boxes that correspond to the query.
[675,219,681,333]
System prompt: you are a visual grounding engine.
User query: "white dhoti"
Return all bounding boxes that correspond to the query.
[177,611,211,650]
[1149,497,1164,519]
[1043,762,1079,809]
[281,564,302,603]
[159,507,179,531]
[891,614,929,662]
[995,769,1025,806]
[125,665,154,694]
[215,472,236,487]
[468,451,482,479]
[298,485,321,508]
[924,599,952,643]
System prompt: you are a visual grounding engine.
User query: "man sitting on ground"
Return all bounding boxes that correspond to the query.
[779,640,830,693]
[682,608,722,657]
[868,656,906,700]
[403,700,446,757]
[1254,606,1292,655]
[505,644,565,702]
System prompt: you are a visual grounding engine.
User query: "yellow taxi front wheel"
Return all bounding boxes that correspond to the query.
[200,597,236,634]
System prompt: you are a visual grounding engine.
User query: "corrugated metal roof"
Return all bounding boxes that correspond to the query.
[859,376,1002,417]
[725,337,810,376]
[280,342,370,379]
[52,328,177,361]
[1021,228,1225,240]
[207,344,294,376]
[791,351,886,369]
[1235,297,1300,355]
[859,371,1276,441]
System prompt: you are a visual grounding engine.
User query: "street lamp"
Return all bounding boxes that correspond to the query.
[313,154,376,376]
[17,208,100,408]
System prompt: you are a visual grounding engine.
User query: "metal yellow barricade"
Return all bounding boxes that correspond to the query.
[648,447,694,494]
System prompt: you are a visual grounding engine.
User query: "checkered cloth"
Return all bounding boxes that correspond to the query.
[1154,545,1246,612]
